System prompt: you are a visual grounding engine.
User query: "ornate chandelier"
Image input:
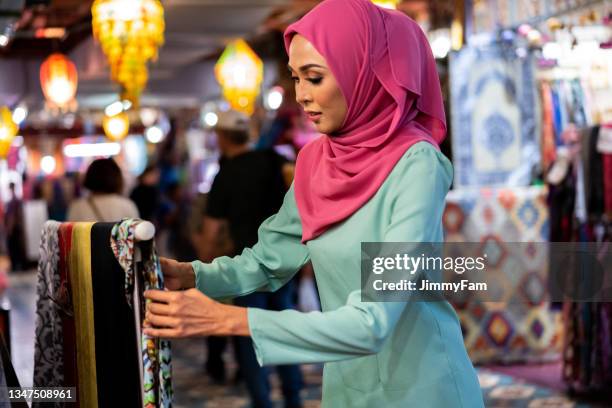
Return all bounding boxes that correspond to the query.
[215,39,263,116]
[40,53,79,108]
[91,0,165,107]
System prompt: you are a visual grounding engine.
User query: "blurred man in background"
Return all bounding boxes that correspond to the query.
[201,109,302,408]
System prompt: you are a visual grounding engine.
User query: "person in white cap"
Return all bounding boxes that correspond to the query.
[199,109,303,408]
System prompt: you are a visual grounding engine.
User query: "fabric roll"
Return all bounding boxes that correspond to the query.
[33,220,63,394]
[69,223,98,408]
[111,219,173,408]
[91,223,142,407]
[58,222,78,404]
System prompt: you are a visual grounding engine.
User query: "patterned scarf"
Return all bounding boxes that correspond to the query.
[33,221,63,396]
[110,219,172,408]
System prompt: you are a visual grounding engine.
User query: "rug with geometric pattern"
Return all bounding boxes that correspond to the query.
[172,338,606,408]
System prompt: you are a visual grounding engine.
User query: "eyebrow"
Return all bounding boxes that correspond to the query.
[287,63,326,73]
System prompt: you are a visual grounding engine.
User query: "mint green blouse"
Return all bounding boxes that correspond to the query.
[192,142,484,407]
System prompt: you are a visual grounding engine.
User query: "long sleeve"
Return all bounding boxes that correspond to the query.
[191,184,310,299]
[248,144,453,365]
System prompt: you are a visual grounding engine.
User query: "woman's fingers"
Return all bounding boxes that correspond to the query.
[159,257,181,277]
[146,312,179,328]
[143,327,182,338]
[144,289,176,303]
[147,301,172,316]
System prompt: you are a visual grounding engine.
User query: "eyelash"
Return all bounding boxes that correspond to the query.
[291,76,322,85]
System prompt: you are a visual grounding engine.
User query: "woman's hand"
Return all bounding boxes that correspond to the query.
[159,257,195,290]
[143,289,250,338]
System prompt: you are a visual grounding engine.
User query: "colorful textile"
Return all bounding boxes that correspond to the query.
[69,223,98,408]
[33,221,62,394]
[449,43,541,187]
[286,0,446,242]
[563,301,612,391]
[111,219,172,408]
[58,223,78,404]
[444,186,563,364]
[540,82,557,171]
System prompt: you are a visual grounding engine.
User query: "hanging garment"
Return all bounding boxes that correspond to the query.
[563,299,612,392]
[69,223,98,408]
[91,223,142,407]
[449,42,541,187]
[443,186,563,364]
[111,219,172,408]
[58,222,78,406]
[541,82,557,171]
[603,154,612,216]
[33,221,63,394]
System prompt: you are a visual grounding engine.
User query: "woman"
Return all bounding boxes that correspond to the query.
[67,158,139,222]
[144,1,484,406]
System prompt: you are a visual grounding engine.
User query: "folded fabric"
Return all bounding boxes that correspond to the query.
[69,222,98,408]
[33,221,63,393]
[91,223,142,407]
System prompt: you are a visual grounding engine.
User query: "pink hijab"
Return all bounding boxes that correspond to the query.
[285,0,446,243]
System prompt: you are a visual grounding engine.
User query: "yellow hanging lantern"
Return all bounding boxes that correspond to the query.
[0,107,18,159]
[91,0,165,107]
[215,39,263,116]
[40,53,79,107]
[103,111,130,141]
[372,0,398,9]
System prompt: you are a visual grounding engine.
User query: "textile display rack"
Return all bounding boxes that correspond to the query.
[33,219,172,408]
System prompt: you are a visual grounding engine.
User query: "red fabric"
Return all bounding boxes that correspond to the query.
[58,222,78,407]
[285,0,446,242]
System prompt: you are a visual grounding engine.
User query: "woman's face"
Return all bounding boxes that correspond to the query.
[288,35,348,135]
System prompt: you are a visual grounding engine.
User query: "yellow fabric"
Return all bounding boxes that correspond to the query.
[69,222,98,408]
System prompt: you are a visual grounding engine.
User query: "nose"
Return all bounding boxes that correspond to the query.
[295,83,311,107]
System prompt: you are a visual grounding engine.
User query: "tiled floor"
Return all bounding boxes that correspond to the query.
[7,270,610,407]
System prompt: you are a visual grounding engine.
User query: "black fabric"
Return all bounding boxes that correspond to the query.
[586,126,605,218]
[206,149,288,252]
[90,223,141,407]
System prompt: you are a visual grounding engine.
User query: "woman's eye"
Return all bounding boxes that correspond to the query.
[307,77,322,85]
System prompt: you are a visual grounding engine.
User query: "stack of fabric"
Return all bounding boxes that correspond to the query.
[34,219,172,408]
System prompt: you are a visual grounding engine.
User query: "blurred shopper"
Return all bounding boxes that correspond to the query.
[4,182,26,271]
[158,181,196,262]
[200,109,302,408]
[130,165,161,223]
[67,158,139,222]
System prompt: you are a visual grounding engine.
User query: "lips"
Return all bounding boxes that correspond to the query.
[306,111,322,122]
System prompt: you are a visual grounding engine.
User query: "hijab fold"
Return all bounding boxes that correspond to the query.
[286,0,446,242]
